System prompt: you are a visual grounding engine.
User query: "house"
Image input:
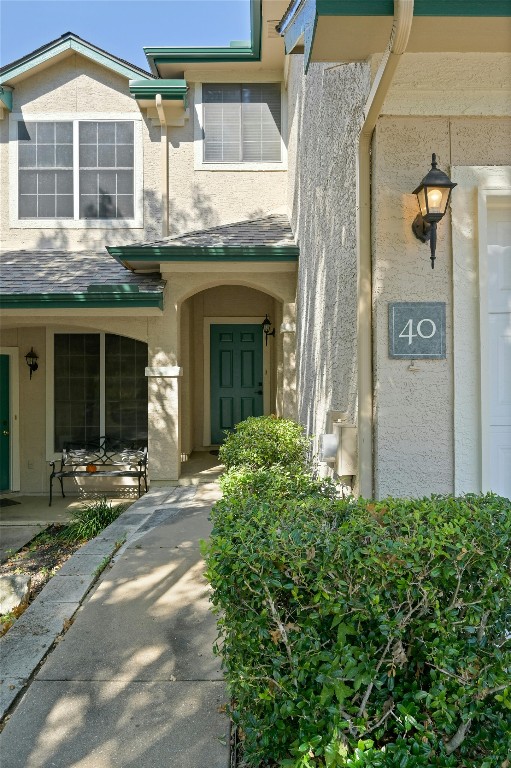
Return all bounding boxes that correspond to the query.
[0,0,509,500]
[0,3,297,496]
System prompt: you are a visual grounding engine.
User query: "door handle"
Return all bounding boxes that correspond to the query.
[2,430,9,436]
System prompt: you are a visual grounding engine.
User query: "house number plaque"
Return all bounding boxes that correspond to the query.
[388,302,446,359]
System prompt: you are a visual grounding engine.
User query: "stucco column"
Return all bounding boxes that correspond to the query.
[146,290,181,483]
[279,301,297,419]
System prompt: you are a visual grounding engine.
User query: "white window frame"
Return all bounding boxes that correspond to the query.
[45,329,148,460]
[10,112,143,229]
[194,82,288,172]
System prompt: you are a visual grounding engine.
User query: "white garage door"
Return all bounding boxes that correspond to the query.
[487,202,511,499]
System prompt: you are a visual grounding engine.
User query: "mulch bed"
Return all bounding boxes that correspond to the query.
[0,526,83,636]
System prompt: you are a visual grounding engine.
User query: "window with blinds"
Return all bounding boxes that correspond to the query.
[203,83,282,163]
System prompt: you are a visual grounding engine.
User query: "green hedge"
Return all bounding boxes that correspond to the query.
[218,416,310,471]
[205,473,511,768]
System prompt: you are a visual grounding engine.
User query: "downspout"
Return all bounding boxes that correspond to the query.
[155,94,169,238]
[357,0,414,498]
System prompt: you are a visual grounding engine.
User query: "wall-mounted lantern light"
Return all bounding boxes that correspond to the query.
[262,314,275,346]
[412,153,457,269]
[25,347,39,379]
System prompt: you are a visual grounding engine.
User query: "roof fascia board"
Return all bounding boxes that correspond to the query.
[0,292,163,310]
[129,78,188,101]
[0,37,153,86]
[315,0,510,14]
[107,245,299,262]
[144,0,262,75]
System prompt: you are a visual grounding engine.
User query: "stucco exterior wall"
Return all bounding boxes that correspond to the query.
[0,53,161,251]
[287,55,371,440]
[165,82,287,236]
[372,114,511,498]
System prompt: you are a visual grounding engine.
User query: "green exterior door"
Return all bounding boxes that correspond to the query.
[0,355,10,491]
[210,324,264,444]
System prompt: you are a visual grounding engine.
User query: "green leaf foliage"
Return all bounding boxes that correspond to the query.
[218,415,311,472]
[205,470,511,768]
[60,497,125,542]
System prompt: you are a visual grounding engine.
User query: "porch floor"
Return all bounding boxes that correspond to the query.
[176,450,224,485]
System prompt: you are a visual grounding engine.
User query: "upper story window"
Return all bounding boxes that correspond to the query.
[11,114,142,227]
[18,120,134,220]
[202,83,282,164]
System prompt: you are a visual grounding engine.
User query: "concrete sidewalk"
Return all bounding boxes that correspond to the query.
[0,484,229,768]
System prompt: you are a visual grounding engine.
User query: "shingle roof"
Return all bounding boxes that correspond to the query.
[128,214,296,250]
[0,251,164,295]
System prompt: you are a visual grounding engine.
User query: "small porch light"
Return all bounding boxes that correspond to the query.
[25,347,39,379]
[262,314,275,346]
[412,153,456,269]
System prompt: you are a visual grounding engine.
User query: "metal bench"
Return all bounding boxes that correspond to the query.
[49,437,148,506]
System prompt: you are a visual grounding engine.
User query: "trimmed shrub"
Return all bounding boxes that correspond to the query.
[205,488,511,767]
[218,416,311,472]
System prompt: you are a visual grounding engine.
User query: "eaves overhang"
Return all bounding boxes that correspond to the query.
[143,0,262,77]
[0,288,164,311]
[129,78,188,103]
[279,0,511,70]
[107,244,299,271]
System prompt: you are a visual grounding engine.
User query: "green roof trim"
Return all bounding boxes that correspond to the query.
[144,0,262,75]
[129,78,188,101]
[107,244,299,263]
[0,33,153,86]
[0,291,163,310]
[316,0,510,15]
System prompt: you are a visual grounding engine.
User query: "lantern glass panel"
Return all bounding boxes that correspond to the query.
[426,186,450,216]
[416,187,427,217]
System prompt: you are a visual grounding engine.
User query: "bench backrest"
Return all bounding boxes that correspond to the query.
[61,437,147,469]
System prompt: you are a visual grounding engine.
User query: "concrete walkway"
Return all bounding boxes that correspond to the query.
[0,484,229,768]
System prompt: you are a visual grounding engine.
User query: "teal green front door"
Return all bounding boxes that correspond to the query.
[0,355,10,491]
[210,324,264,444]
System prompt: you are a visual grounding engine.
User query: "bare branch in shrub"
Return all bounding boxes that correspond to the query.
[445,718,472,755]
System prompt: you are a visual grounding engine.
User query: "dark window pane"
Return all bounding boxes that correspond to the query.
[116,144,133,167]
[38,196,56,218]
[98,145,116,167]
[37,145,55,167]
[19,195,37,218]
[38,171,56,194]
[56,171,73,194]
[79,122,97,143]
[56,195,73,218]
[99,193,116,218]
[56,123,73,143]
[98,170,116,196]
[19,171,37,194]
[54,333,101,450]
[105,334,147,444]
[116,170,133,194]
[19,145,36,167]
[56,144,73,167]
[116,195,134,218]
[98,122,116,143]
[79,144,97,167]
[116,122,133,143]
[80,195,98,218]
[37,122,55,143]
[80,170,97,195]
